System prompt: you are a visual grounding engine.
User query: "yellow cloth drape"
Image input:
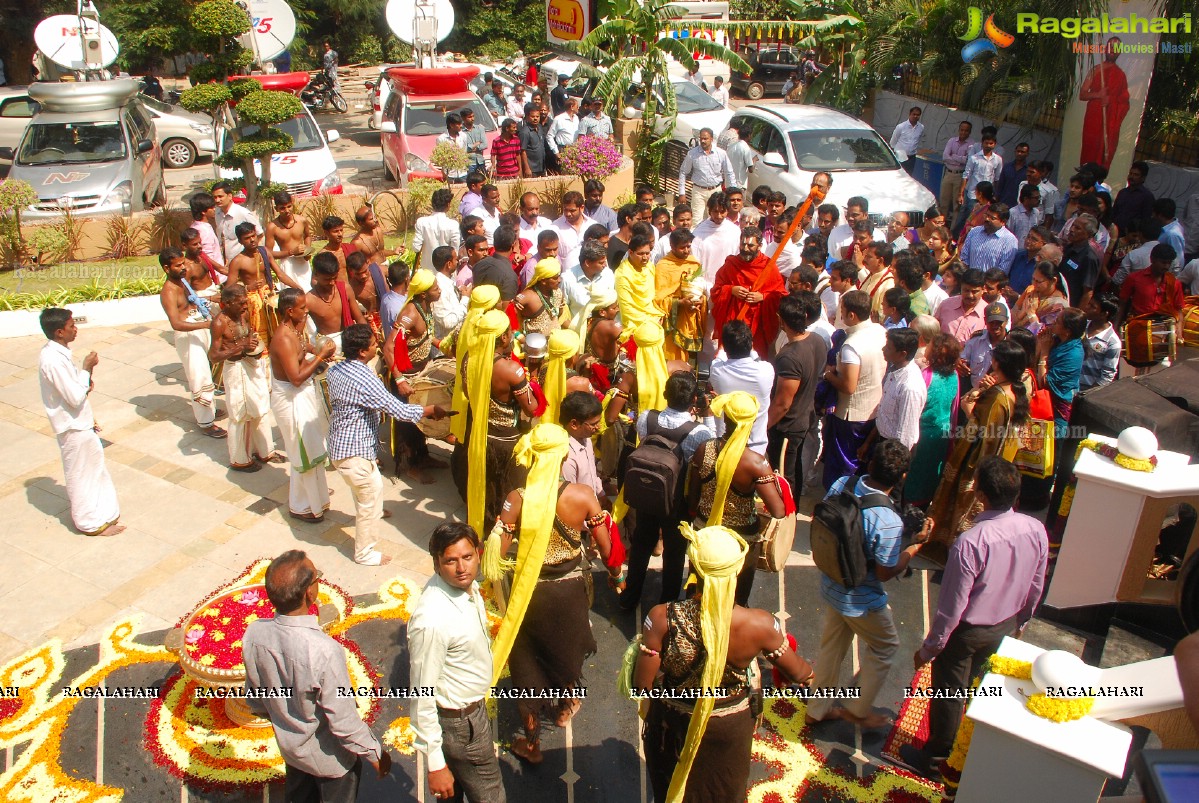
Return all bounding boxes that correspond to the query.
[633,321,669,415]
[466,309,511,537]
[654,253,706,361]
[530,257,562,288]
[408,268,436,298]
[614,257,660,338]
[667,523,748,803]
[705,392,758,527]
[450,286,501,441]
[490,423,570,686]
[576,284,618,337]
[542,329,580,426]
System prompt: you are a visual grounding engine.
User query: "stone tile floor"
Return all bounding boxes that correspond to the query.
[0,320,456,666]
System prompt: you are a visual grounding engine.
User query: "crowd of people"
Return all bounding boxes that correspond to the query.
[32,124,1197,800]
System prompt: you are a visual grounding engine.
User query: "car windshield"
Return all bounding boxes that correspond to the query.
[16,121,127,165]
[139,96,173,115]
[223,113,324,153]
[788,129,899,172]
[405,99,496,136]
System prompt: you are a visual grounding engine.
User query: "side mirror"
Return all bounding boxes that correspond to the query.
[137,139,154,154]
[325,130,340,143]
[0,147,12,160]
[380,121,396,134]
[762,151,786,169]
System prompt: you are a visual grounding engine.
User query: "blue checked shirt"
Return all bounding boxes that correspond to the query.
[958,225,1019,274]
[326,359,424,462]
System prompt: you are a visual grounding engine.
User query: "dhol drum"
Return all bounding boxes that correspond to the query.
[407,358,457,440]
[1122,314,1177,367]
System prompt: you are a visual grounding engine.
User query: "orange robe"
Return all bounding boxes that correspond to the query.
[1079,61,1129,170]
[711,253,786,359]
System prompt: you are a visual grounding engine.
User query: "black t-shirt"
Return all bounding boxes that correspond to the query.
[472,255,518,301]
[608,236,630,270]
[1060,241,1099,304]
[519,124,547,174]
[771,333,828,435]
[551,86,569,117]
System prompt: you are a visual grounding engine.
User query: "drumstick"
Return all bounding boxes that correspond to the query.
[765,182,829,272]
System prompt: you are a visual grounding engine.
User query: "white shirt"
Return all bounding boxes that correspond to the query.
[1113,239,1159,286]
[547,112,580,153]
[820,284,841,322]
[408,575,493,773]
[876,360,926,450]
[889,119,925,159]
[726,139,756,190]
[691,217,742,284]
[922,281,949,315]
[578,114,614,139]
[1178,258,1199,294]
[561,264,616,329]
[827,222,885,256]
[773,238,802,278]
[709,355,775,455]
[215,203,261,265]
[553,214,597,270]
[808,315,836,349]
[519,215,555,250]
[506,96,526,120]
[430,271,467,339]
[412,212,463,270]
[435,131,471,180]
[709,85,730,107]
[39,341,94,434]
[476,204,503,246]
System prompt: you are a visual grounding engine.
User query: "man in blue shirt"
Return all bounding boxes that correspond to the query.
[327,325,448,565]
[805,440,931,729]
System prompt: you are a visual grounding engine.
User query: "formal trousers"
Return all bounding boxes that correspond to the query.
[283,757,361,803]
[332,455,384,563]
[688,184,721,227]
[270,376,330,517]
[926,616,1017,757]
[224,355,274,467]
[620,511,687,610]
[174,327,215,427]
[58,427,120,535]
[806,604,900,721]
[437,702,506,803]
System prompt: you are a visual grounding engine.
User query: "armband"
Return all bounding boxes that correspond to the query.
[585,513,607,529]
[491,518,517,536]
[763,639,789,661]
[638,643,659,657]
[753,473,778,486]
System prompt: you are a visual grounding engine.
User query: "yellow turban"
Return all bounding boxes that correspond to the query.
[491,423,570,686]
[706,392,759,527]
[408,268,436,298]
[667,523,748,803]
[530,257,562,288]
[450,286,502,441]
[466,310,511,537]
[542,329,580,426]
[633,321,668,415]
[575,283,619,336]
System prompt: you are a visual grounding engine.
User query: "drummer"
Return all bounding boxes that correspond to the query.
[385,269,447,484]
[307,253,367,355]
[515,258,569,337]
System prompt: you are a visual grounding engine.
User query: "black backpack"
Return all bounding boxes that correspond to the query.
[622,412,699,519]
[810,479,896,589]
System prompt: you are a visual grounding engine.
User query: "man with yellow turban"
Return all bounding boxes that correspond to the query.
[453,310,541,537]
[382,268,445,485]
[540,329,580,426]
[448,285,502,442]
[483,423,621,765]
[579,284,624,392]
[515,257,569,337]
[632,523,814,803]
[654,227,708,363]
[614,232,662,337]
[687,391,787,605]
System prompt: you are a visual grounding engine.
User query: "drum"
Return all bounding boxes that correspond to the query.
[1122,314,1177,367]
[407,358,456,440]
[756,512,797,573]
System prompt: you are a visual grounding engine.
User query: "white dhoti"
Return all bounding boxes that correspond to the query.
[283,256,312,292]
[223,355,274,466]
[58,428,120,534]
[174,327,216,426]
[270,376,330,516]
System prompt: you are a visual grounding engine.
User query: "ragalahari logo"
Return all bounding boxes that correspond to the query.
[959,7,1015,63]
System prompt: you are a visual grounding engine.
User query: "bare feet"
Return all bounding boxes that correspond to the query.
[92,523,126,537]
[652,537,664,557]
[555,699,582,727]
[417,455,449,470]
[511,735,543,764]
[406,466,436,485]
[381,508,393,520]
[230,461,262,473]
[257,452,287,464]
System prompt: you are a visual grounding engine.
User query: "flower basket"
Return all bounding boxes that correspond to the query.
[558,135,624,181]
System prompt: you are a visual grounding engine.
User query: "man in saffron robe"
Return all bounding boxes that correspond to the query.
[1078,38,1129,170]
[711,227,786,359]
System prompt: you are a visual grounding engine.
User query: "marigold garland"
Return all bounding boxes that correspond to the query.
[383,716,417,755]
[1076,438,1157,473]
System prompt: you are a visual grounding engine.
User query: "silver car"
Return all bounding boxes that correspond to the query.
[4,80,166,219]
[0,87,38,165]
[139,95,216,168]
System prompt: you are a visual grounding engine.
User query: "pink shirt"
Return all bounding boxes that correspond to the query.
[193,220,224,277]
[562,436,603,497]
[935,296,987,344]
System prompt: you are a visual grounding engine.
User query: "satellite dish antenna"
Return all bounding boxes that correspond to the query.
[35,10,120,74]
[386,0,455,69]
[236,0,297,65]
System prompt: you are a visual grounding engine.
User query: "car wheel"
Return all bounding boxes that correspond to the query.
[747,83,765,101]
[162,138,196,169]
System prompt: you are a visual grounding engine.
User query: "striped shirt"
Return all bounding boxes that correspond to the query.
[1079,324,1121,390]
[326,359,424,462]
[820,475,904,616]
[491,135,523,178]
[958,225,1019,273]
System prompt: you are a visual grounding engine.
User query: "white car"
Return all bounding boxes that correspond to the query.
[0,87,38,164]
[622,80,733,146]
[138,95,216,168]
[724,105,936,224]
[215,106,341,198]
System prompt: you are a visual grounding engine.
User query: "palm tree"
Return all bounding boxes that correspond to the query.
[572,0,752,182]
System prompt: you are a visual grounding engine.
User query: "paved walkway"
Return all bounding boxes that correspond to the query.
[0,320,456,666]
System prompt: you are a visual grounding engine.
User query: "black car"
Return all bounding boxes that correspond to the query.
[730,44,802,100]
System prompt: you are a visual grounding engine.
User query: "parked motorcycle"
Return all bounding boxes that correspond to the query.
[301,73,348,113]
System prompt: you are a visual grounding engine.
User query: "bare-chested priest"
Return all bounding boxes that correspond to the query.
[159,247,225,439]
[180,227,223,298]
[319,215,357,280]
[351,205,402,267]
[265,191,313,290]
[346,251,384,345]
[227,221,301,349]
[306,252,367,353]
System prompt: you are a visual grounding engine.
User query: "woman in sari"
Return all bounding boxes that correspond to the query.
[904,334,961,507]
[1012,261,1069,333]
[924,340,1029,563]
[913,205,946,246]
[957,181,995,241]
